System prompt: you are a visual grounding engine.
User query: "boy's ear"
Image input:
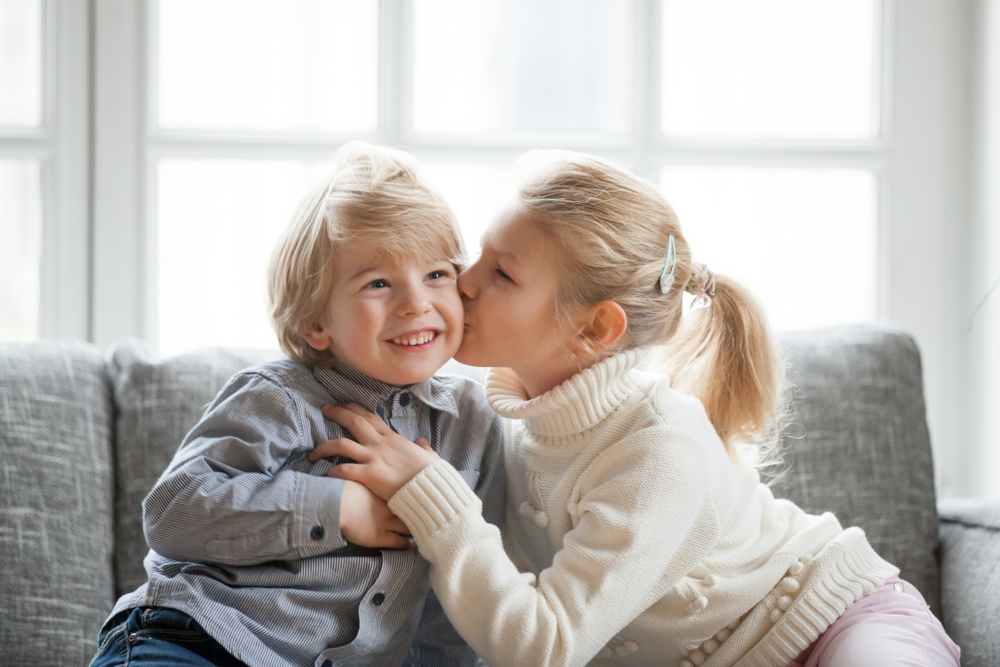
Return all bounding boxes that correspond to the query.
[301,324,332,351]
[575,301,627,355]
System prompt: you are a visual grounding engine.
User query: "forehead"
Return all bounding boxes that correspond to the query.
[483,207,551,259]
[333,239,448,280]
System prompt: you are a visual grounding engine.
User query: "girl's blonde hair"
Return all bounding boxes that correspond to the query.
[515,150,786,464]
[268,141,465,367]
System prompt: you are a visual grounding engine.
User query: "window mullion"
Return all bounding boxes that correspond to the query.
[379,0,407,146]
[91,0,147,348]
[635,0,661,181]
[42,0,90,340]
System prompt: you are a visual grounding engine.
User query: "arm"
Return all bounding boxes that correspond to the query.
[314,406,713,667]
[143,373,407,566]
[390,456,710,667]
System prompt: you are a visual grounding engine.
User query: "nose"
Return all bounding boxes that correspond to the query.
[457,265,478,301]
[398,281,433,316]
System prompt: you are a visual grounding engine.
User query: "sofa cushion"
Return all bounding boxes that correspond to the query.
[938,498,1000,667]
[770,326,941,617]
[0,341,114,667]
[108,339,281,596]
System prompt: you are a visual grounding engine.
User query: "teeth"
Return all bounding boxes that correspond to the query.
[392,332,435,346]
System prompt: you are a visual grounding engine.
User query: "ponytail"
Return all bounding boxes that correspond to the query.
[654,271,786,464]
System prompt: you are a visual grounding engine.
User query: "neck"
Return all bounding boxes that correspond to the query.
[512,357,593,399]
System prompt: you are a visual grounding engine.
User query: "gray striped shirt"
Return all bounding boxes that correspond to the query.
[107,358,504,667]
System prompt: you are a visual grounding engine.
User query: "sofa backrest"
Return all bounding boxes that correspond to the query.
[0,326,942,666]
[0,342,115,667]
[770,326,941,616]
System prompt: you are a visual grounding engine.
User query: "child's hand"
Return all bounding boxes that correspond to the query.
[340,480,412,549]
[309,403,440,502]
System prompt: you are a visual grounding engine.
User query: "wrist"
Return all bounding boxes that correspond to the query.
[388,460,480,542]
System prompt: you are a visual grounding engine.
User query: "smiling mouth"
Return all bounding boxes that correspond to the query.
[389,330,440,348]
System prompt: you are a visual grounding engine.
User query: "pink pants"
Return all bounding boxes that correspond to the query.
[784,577,960,667]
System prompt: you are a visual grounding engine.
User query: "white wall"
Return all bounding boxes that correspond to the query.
[888,1,974,498]
[968,0,1000,500]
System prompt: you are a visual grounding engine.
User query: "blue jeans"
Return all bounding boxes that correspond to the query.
[89,607,250,667]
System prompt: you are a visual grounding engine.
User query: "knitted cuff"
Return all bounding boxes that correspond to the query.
[388,459,481,543]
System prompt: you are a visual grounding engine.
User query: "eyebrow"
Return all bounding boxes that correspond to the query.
[347,264,381,282]
[346,256,454,282]
[485,244,522,265]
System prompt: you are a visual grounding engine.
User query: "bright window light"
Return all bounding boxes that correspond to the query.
[0,159,42,341]
[157,159,334,356]
[0,0,42,127]
[157,0,378,132]
[413,0,632,136]
[660,166,878,331]
[662,0,880,140]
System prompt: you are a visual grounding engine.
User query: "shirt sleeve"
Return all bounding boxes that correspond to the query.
[142,371,348,565]
[388,428,716,667]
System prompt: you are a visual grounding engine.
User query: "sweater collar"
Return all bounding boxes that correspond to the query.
[485,349,646,439]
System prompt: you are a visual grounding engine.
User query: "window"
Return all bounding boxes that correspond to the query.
[0,1,43,341]
[0,1,977,494]
[110,0,885,356]
[0,0,88,342]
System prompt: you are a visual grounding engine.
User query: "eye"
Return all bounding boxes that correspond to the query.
[426,269,451,280]
[495,267,512,282]
[367,278,389,289]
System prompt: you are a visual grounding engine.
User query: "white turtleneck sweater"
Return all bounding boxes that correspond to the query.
[389,350,898,667]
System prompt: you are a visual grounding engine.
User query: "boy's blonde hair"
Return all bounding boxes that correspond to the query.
[515,150,786,464]
[268,141,465,367]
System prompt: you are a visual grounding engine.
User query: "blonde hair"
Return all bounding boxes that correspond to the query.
[515,149,786,464]
[267,141,465,367]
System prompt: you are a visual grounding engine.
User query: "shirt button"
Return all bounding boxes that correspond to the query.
[310,525,325,540]
[372,592,386,606]
[399,392,410,407]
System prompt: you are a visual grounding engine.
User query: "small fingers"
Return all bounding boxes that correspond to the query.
[383,532,413,550]
[326,462,367,483]
[387,514,410,535]
[414,438,433,452]
[309,438,367,463]
[322,404,385,440]
[340,403,394,434]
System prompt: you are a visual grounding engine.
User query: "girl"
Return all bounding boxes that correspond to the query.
[310,150,960,667]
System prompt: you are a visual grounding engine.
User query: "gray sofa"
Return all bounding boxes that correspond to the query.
[0,326,997,667]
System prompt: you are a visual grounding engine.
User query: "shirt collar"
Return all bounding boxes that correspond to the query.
[312,361,459,417]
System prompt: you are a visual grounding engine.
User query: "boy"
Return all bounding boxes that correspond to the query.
[90,142,504,667]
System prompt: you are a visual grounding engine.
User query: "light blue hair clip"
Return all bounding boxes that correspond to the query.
[658,234,677,293]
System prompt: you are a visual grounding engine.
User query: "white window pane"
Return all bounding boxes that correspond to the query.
[0,159,42,341]
[0,0,42,127]
[158,1,378,132]
[413,0,632,136]
[157,159,330,356]
[660,166,877,331]
[422,162,516,258]
[662,0,879,140]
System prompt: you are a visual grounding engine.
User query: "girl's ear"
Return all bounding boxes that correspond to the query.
[301,324,332,351]
[575,301,628,355]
